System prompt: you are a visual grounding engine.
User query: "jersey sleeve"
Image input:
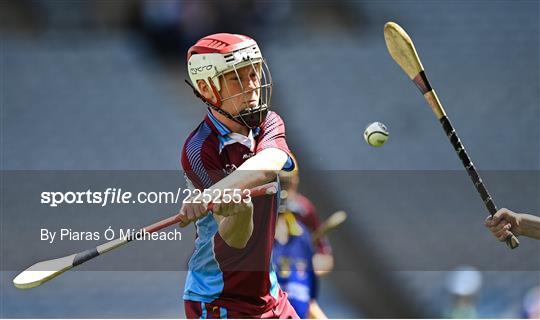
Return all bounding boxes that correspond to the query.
[181,131,224,190]
[256,111,295,171]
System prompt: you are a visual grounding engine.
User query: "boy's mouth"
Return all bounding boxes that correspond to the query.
[239,100,258,109]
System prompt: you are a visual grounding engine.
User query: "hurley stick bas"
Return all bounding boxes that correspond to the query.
[383,21,519,249]
[312,210,347,244]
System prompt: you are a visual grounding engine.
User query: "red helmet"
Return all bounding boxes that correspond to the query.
[187,33,257,61]
[186,33,272,129]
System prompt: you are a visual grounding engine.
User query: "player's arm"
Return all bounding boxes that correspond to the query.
[180,148,289,248]
[180,112,292,243]
[485,208,540,240]
[213,201,254,249]
[308,300,327,319]
[210,148,288,248]
[214,147,289,189]
[520,214,540,239]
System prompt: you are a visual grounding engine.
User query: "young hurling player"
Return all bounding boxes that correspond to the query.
[179,33,298,319]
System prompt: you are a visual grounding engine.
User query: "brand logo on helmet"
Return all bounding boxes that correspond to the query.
[190,65,213,74]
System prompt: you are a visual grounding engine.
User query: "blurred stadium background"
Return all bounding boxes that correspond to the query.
[1,0,539,318]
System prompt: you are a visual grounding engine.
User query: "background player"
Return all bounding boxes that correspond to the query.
[179,33,298,318]
[273,200,327,319]
[279,165,334,276]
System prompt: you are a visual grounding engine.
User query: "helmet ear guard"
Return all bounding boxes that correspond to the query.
[187,53,225,92]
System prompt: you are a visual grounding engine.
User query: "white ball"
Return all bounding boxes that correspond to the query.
[364,122,389,147]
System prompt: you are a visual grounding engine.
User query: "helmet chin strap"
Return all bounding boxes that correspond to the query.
[235,105,269,129]
[185,79,267,129]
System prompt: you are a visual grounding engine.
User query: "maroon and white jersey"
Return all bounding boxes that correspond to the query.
[181,109,294,316]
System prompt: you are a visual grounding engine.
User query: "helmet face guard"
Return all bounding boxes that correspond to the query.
[187,34,273,129]
[217,58,272,128]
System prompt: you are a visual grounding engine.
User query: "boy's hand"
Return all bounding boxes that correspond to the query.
[212,201,253,217]
[485,208,522,241]
[178,199,254,227]
[178,202,210,227]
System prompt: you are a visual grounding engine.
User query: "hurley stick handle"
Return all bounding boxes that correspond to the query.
[438,116,519,249]
[384,21,519,249]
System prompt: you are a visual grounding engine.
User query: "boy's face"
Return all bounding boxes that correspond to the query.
[218,63,262,115]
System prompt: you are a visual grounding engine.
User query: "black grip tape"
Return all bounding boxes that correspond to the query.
[457,149,470,166]
[441,117,472,168]
[476,183,490,203]
[440,116,453,134]
[73,248,99,267]
[468,169,480,183]
[486,199,497,215]
[440,119,518,248]
[449,132,460,146]
[439,116,498,215]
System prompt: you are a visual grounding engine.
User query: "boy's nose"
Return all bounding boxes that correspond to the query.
[245,78,257,90]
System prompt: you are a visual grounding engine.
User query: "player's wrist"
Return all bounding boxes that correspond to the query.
[517,213,540,239]
[509,213,523,236]
[234,202,254,217]
[516,214,523,236]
